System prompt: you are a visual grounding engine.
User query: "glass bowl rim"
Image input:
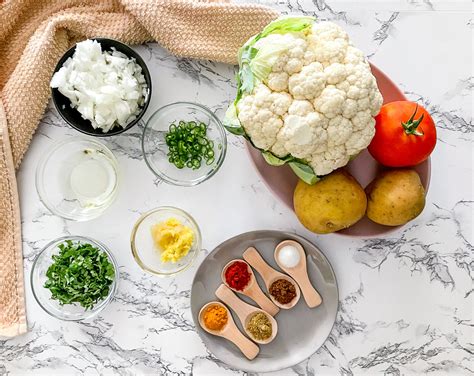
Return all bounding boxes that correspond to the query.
[30,235,119,321]
[130,206,202,277]
[141,101,227,187]
[35,136,119,221]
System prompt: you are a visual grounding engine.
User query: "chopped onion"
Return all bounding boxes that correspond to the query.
[51,40,148,133]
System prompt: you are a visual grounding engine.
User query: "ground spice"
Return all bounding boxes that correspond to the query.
[202,304,228,331]
[246,312,272,341]
[269,279,297,304]
[224,261,251,291]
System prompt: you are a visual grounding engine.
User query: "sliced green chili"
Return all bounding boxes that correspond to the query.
[165,120,216,170]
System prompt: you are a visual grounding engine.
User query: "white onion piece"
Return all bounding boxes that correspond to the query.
[51,40,148,133]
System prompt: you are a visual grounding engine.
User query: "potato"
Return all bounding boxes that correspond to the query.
[294,170,367,234]
[366,169,425,226]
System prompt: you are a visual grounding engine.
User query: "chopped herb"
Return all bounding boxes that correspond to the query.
[44,240,115,310]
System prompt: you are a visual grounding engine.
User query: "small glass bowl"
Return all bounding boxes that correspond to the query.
[130,207,202,276]
[141,102,227,186]
[31,236,119,321]
[35,137,119,221]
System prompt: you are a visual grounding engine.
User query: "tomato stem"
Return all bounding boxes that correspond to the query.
[402,104,424,136]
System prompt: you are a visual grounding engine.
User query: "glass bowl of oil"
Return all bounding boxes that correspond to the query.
[35,137,119,221]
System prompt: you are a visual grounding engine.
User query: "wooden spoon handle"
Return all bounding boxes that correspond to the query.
[246,285,280,316]
[243,247,278,282]
[226,326,260,360]
[294,272,322,308]
[216,284,253,321]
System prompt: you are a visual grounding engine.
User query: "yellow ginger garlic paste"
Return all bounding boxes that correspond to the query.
[151,218,194,263]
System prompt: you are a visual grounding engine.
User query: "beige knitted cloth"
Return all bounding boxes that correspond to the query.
[0,0,277,337]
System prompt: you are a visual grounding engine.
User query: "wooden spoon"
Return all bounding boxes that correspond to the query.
[199,301,260,360]
[242,247,300,309]
[221,259,279,316]
[215,284,278,345]
[274,240,322,308]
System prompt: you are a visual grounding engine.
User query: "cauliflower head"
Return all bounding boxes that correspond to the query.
[225,16,383,184]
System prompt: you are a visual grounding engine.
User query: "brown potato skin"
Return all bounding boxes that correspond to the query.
[293,170,367,234]
[365,169,425,226]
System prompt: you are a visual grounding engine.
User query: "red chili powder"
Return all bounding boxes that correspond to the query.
[225,261,251,291]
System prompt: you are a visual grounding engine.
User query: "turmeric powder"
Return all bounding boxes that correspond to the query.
[203,304,228,331]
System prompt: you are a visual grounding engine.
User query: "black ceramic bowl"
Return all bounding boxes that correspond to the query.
[51,38,152,137]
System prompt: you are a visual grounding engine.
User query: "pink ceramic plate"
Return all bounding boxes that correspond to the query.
[246,64,431,237]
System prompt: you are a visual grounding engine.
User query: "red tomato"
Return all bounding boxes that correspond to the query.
[368,101,437,167]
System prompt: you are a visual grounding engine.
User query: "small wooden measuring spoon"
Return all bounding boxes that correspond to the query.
[199,301,260,360]
[274,240,322,308]
[215,284,278,345]
[221,259,279,316]
[243,247,300,309]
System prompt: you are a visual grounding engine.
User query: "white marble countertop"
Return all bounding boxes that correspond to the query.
[1,1,472,375]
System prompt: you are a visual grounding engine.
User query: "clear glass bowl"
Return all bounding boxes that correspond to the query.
[130,207,202,276]
[35,137,119,221]
[141,102,227,186]
[31,236,119,321]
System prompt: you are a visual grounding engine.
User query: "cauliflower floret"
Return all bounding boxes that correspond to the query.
[251,85,292,114]
[303,50,317,65]
[336,80,351,93]
[231,18,384,180]
[324,63,347,84]
[271,102,327,157]
[312,21,350,42]
[327,116,353,146]
[282,115,314,147]
[288,38,307,58]
[306,113,329,152]
[288,100,314,116]
[369,90,384,115]
[237,84,290,150]
[345,46,366,64]
[285,58,304,75]
[270,35,308,75]
[308,22,349,64]
[270,139,289,158]
[351,109,374,130]
[289,62,326,100]
[267,72,289,91]
[345,125,375,156]
[276,112,328,159]
[310,145,349,176]
[345,65,376,100]
[341,99,359,118]
[313,86,346,118]
[270,92,292,115]
[253,84,273,107]
[357,97,371,112]
[272,53,289,73]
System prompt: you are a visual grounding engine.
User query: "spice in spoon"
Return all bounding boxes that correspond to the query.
[246,312,272,341]
[269,278,297,304]
[277,244,300,268]
[224,261,251,291]
[202,304,228,331]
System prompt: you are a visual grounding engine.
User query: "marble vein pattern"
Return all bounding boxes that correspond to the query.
[1,0,472,375]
